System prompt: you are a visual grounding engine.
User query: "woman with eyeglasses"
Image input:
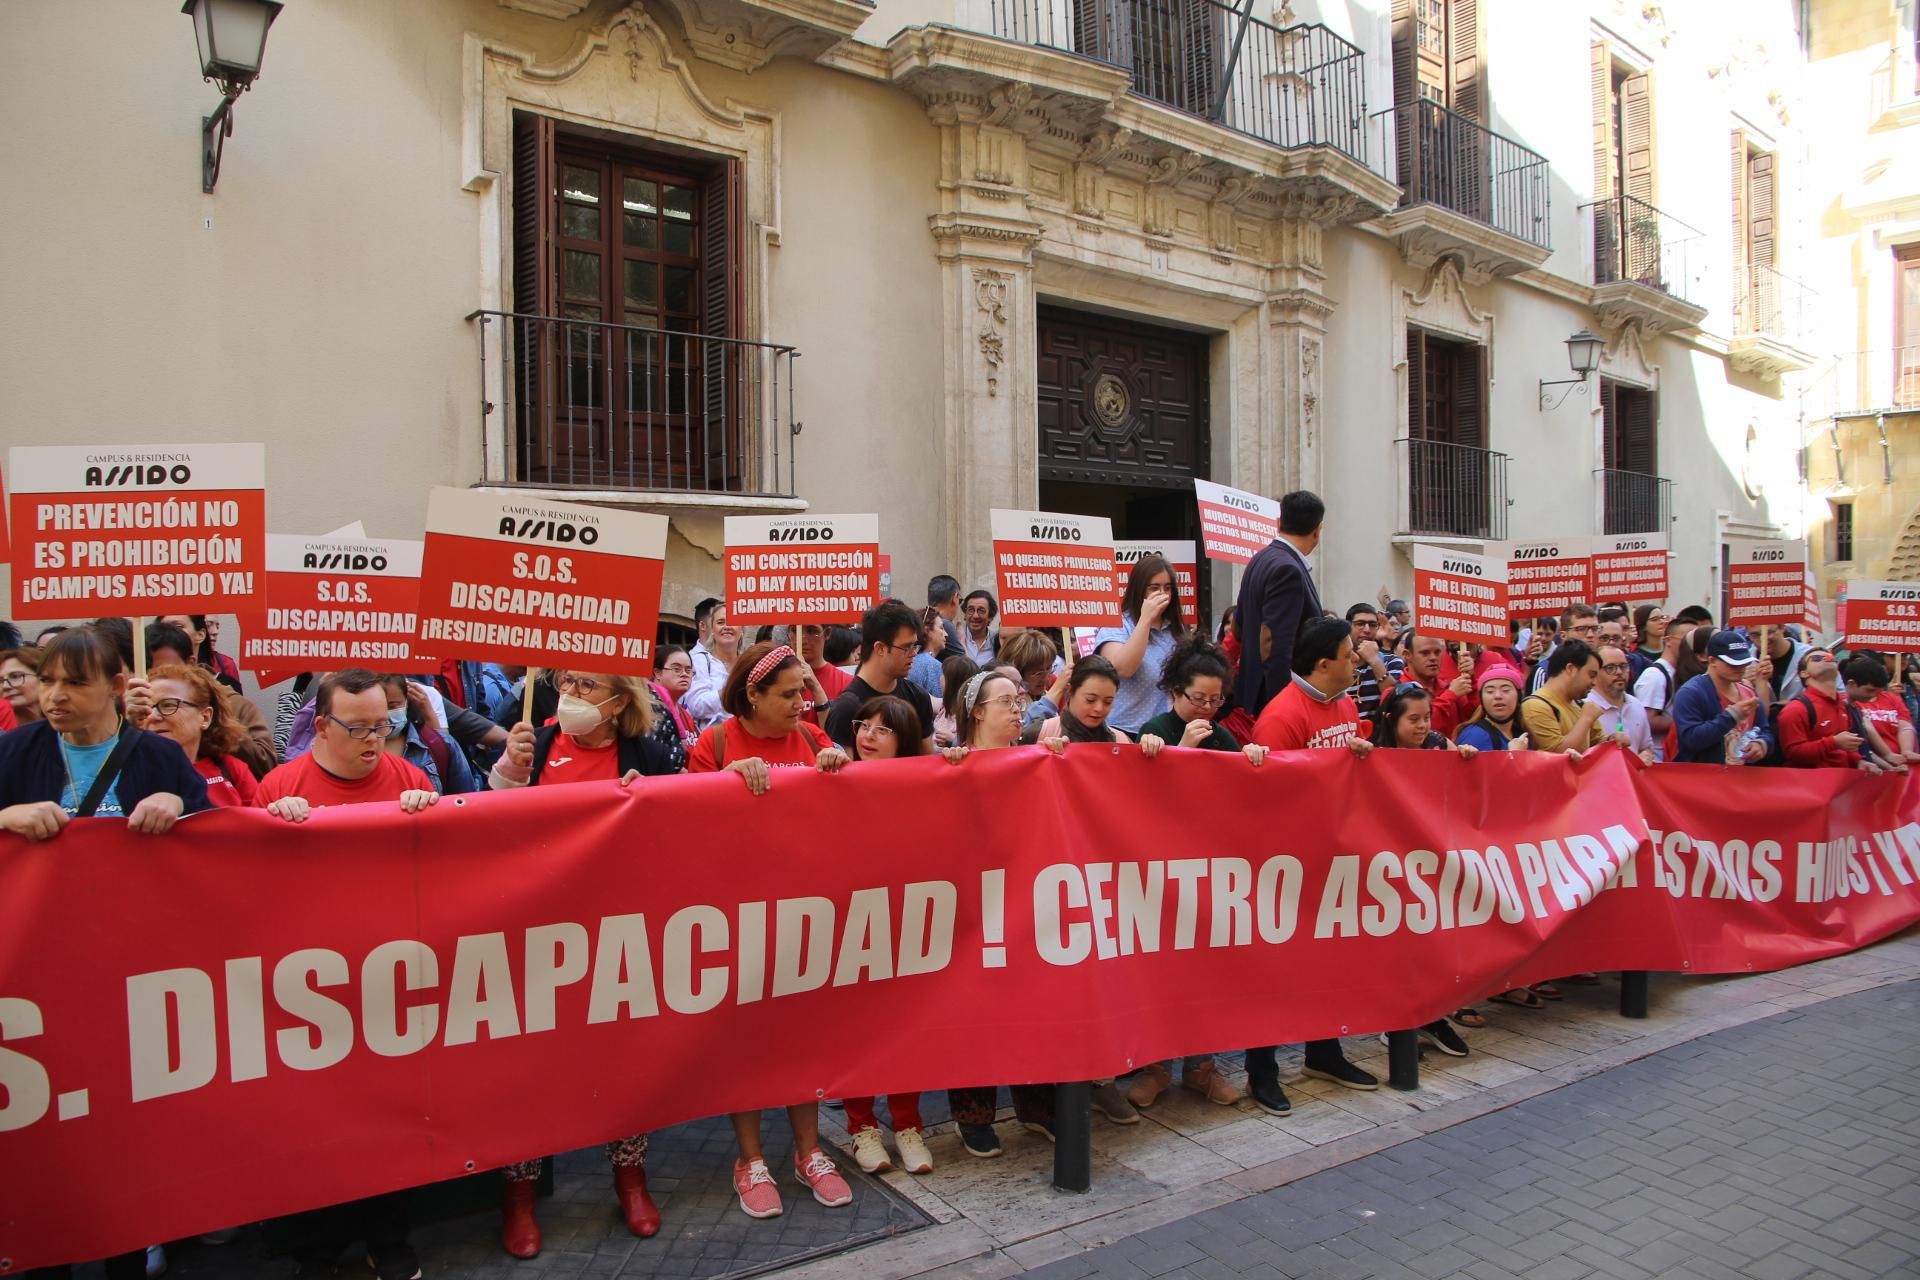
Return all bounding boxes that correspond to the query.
[491,669,677,792]
[0,628,210,841]
[685,641,855,1219]
[486,666,677,1256]
[941,670,1059,1155]
[1,645,45,729]
[141,663,260,807]
[1121,639,1265,1110]
[652,645,700,746]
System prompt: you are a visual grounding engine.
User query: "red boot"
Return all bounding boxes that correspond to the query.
[614,1165,662,1237]
[500,1179,541,1259]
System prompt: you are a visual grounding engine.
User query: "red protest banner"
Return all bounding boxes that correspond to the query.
[722,514,880,626]
[7,444,266,620]
[1501,536,1591,617]
[2,751,1917,1270]
[1803,570,1822,633]
[1836,580,1850,635]
[416,488,668,676]
[238,534,432,676]
[1412,544,1509,646]
[991,509,1119,628]
[1726,541,1808,629]
[1193,479,1278,565]
[1842,580,1920,652]
[1590,532,1669,603]
[1112,540,1198,602]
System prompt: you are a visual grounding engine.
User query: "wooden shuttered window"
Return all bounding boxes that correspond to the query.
[1601,379,1657,475]
[1449,0,1481,122]
[1747,149,1777,271]
[1729,129,1749,328]
[508,111,745,489]
[1391,0,1481,118]
[1072,0,1216,117]
[1406,327,1492,538]
[1729,132,1779,331]
[1620,71,1654,205]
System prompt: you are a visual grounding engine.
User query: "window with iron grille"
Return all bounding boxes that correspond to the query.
[1405,327,1496,537]
[1834,501,1855,562]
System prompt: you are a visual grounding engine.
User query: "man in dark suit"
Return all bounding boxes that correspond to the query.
[1234,490,1326,717]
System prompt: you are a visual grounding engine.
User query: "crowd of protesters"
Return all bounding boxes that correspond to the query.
[4,488,1919,1278]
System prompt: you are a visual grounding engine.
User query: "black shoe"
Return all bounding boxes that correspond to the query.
[1019,1117,1057,1143]
[959,1123,1003,1158]
[1247,1077,1292,1116]
[366,1244,422,1280]
[1303,1058,1379,1090]
[1420,1020,1470,1057]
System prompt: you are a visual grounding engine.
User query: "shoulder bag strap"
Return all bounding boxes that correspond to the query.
[77,723,143,819]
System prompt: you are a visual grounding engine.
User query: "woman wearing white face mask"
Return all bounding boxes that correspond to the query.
[491,669,678,791]
[485,668,678,1258]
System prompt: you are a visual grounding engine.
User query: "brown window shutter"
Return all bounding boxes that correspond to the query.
[512,112,556,319]
[1624,388,1656,476]
[700,158,744,484]
[1448,0,1481,122]
[1180,0,1221,117]
[1747,149,1777,272]
[1729,129,1749,326]
[1620,72,1654,206]
[1406,327,1426,438]
[1391,0,1417,105]
[1452,342,1485,451]
[1590,41,1615,200]
[1074,0,1115,65]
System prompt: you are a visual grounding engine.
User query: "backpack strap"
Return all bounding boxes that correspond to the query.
[77,722,142,818]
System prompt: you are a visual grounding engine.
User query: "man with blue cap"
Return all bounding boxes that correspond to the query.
[1669,630,1776,764]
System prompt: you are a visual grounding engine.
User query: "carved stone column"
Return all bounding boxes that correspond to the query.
[926,90,1045,592]
[1255,207,1336,500]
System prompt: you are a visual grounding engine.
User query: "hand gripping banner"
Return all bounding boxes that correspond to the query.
[2,750,1918,1269]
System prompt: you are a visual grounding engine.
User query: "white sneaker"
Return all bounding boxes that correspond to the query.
[851,1125,892,1173]
[894,1127,934,1174]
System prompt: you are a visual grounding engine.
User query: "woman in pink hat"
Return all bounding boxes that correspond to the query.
[1456,661,1530,753]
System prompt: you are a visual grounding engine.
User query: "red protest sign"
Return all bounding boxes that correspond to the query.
[417,488,667,676]
[1842,580,1920,652]
[1836,580,1850,634]
[1413,544,1509,646]
[1803,570,1822,633]
[991,509,1118,629]
[1590,532,1669,603]
[1725,541,1807,629]
[239,535,433,676]
[1112,540,1198,603]
[722,515,880,626]
[1501,536,1591,617]
[1193,479,1278,566]
[7,444,266,620]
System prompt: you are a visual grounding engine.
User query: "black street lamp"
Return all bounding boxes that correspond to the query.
[184,0,284,193]
[1538,329,1605,410]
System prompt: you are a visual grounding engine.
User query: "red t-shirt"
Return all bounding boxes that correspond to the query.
[538,731,621,785]
[197,754,260,808]
[0,700,15,733]
[1252,681,1362,751]
[687,718,832,773]
[254,751,434,809]
[804,662,855,725]
[1854,690,1910,738]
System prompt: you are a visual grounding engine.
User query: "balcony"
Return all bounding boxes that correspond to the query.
[1583,195,1709,334]
[1396,438,1510,541]
[986,0,1368,160]
[1728,265,1817,377]
[1368,100,1552,283]
[1595,469,1672,537]
[1808,346,1920,420]
[469,311,799,501]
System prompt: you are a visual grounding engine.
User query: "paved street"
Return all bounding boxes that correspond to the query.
[1017,980,1920,1280]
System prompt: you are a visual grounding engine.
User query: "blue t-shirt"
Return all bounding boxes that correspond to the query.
[1093,616,1178,736]
[58,737,125,817]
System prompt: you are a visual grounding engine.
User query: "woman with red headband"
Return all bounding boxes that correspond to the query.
[687,642,854,1218]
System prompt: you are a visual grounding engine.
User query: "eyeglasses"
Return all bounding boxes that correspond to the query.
[980,693,1024,711]
[0,672,33,689]
[858,721,896,739]
[660,663,695,676]
[1600,663,1630,674]
[551,673,606,697]
[1180,691,1226,709]
[324,714,398,741]
[147,698,206,719]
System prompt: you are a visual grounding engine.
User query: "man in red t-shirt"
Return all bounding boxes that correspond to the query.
[1842,654,1920,766]
[1245,617,1376,1121]
[1776,649,1873,769]
[798,623,852,725]
[256,668,439,823]
[1400,634,1473,739]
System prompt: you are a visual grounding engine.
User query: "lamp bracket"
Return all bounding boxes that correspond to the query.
[1538,374,1591,411]
[201,93,237,194]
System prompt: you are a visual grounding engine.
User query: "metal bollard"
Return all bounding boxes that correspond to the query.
[1053,1081,1092,1192]
[1386,1029,1421,1091]
[1619,971,1649,1019]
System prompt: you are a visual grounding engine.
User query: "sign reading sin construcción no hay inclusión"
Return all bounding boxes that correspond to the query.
[722,515,880,626]
[416,488,668,677]
[1193,479,1279,565]
[1501,536,1592,617]
[239,535,433,678]
[1725,541,1809,629]
[991,509,1119,629]
[7,443,267,619]
[1413,544,1510,647]
[1589,532,1669,603]
[1842,581,1920,653]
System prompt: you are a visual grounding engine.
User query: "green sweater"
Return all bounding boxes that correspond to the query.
[1138,710,1239,752]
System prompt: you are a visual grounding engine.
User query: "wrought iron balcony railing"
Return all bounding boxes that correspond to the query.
[1734,264,1814,345]
[1368,99,1550,248]
[1595,468,1672,537]
[1398,437,1510,540]
[1807,345,1920,419]
[985,0,1368,162]
[1585,194,1705,308]
[469,311,798,496]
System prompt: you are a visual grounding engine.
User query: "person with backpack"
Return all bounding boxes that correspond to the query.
[1775,648,1900,771]
[1669,631,1776,765]
[1518,641,1606,754]
[1631,614,1696,760]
